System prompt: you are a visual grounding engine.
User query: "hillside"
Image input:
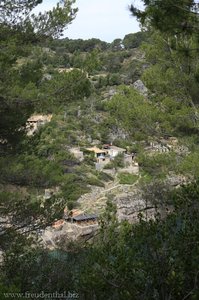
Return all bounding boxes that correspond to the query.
[1,1,199,298]
[2,32,197,215]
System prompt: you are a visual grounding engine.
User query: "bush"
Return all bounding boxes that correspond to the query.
[112,153,125,168]
[138,152,178,178]
[118,173,138,184]
[86,176,105,187]
[97,172,113,182]
[61,174,90,202]
[67,201,75,210]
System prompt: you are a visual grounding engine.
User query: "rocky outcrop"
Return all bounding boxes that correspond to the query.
[166,173,189,187]
[42,222,98,249]
[0,250,4,264]
[115,189,156,223]
[133,79,148,97]
[108,127,129,141]
[102,87,117,100]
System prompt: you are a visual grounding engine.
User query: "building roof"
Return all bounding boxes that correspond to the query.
[27,114,52,123]
[73,213,98,222]
[86,146,106,154]
[69,209,84,217]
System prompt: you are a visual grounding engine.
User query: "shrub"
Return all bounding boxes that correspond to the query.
[118,173,138,184]
[67,201,75,210]
[86,176,105,187]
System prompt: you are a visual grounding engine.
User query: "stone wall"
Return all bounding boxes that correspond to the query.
[115,190,155,223]
[41,222,98,249]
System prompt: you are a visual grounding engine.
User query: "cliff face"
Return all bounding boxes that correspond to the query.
[116,190,155,223]
[42,222,99,249]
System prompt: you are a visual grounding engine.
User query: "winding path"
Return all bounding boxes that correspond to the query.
[77,175,141,213]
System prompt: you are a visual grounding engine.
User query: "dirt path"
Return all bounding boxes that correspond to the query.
[77,175,141,213]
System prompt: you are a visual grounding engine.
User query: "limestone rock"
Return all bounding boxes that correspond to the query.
[166,174,188,187]
[108,127,129,141]
[41,222,98,249]
[115,190,155,223]
[133,79,148,97]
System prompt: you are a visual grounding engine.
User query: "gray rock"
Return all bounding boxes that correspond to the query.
[108,127,129,141]
[133,79,148,96]
[41,222,98,249]
[108,88,117,97]
[166,174,187,187]
[115,190,155,223]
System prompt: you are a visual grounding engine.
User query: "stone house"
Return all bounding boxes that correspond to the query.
[103,145,126,158]
[70,213,98,225]
[26,114,52,136]
[64,209,98,226]
[86,146,107,160]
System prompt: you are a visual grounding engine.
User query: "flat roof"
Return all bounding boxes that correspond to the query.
[86,147,106,154]
[73,214,98,222]
[27,114,52,122]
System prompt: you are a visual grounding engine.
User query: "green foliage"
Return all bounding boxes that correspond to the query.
[61,174,90,204]
[82,49,102,74]
[1,0,77,38]
[138,152,178,178]
[1,1,199,298]
[104,153,125,169]
[130,0,199,36]
[0,0,78,147]
[50,37,109,53]
[1,246,81,295]
[110,38,123,51]
[177,150,199,178]
[86,176,105,187]
[97,172,114,182]
[41,69,91,106]
[67,200,75,210]
[108,73,122,86]
[123,31,149,49]
[0,155,63,187]
[112,153,125,168]
[100,51,127,73]
[105,86,160,138]
[120,58,143,83]
[118,172,138,184]
[94,73,122,88]
[77,180,199,299]
[82,150,95,166]
[19,60,43,87]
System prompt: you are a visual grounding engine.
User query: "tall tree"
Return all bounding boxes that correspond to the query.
[0,0,77,264]
[130,0,199,36]
[130,0,199,121]
[0,0,77,149]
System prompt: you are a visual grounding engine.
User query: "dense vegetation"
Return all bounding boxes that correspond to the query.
[0,0,199,299]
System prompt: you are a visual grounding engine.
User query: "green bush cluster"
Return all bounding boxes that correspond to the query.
[118,172,138,184]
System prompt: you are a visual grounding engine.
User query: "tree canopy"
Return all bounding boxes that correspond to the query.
[0,0,77,149]
[130,0,199,36]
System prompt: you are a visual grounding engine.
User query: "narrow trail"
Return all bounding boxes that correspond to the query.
[77,174,141,213]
